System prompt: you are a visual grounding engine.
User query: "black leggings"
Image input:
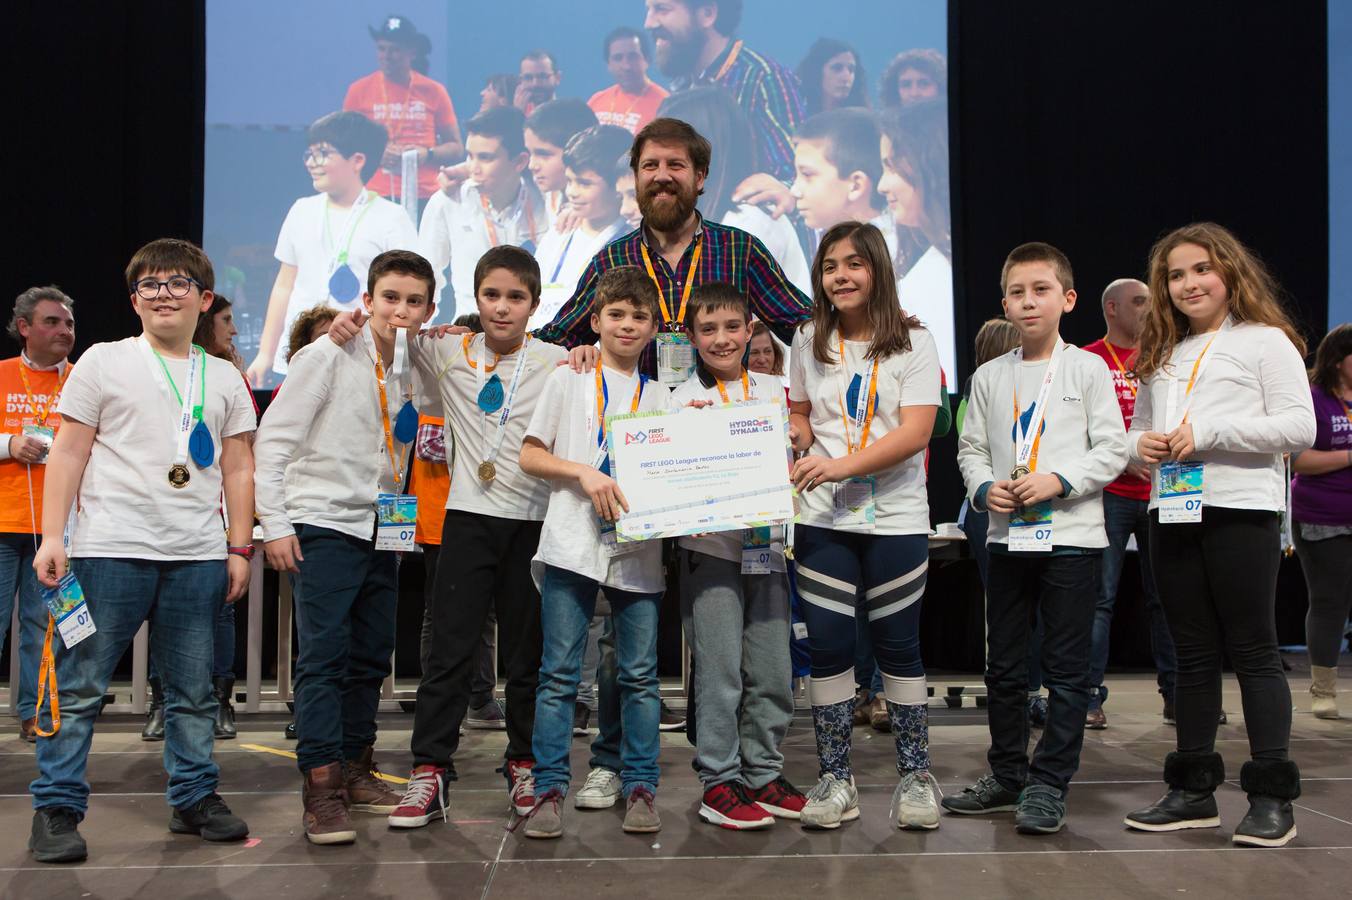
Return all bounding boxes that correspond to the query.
[1149,507,1291,761]
[1292,528,1352,667]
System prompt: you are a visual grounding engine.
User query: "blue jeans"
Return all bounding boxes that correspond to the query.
[31,558,225,813]
[147,598,236,682]
[0,533,46,719]
[1090,491,1177,705]
[587,615,626,773]
[533,565,660,798]
[292,524,398,772]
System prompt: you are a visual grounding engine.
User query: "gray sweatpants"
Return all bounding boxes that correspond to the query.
[678,549,793,789]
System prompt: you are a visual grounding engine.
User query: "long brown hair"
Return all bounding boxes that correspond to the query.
[1309,323,1352,395]
[192,294,233,361]
[806,220,919,365]
[1136,222,1306,379]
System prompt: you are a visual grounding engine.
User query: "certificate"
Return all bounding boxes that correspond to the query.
[608,400,797,542]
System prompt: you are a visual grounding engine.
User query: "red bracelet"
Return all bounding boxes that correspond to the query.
[227,545,256,561]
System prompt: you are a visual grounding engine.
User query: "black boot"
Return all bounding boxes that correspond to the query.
[141,677,165,742]
[1234,759,1299,847]
[1124,751,1224,832]
[213,676,237,740]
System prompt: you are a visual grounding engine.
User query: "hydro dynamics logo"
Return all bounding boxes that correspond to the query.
[729,417,773,436]
[625,427,670,445]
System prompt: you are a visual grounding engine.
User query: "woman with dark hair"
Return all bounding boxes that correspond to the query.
[880,48,946,108]
[1290,322,1352,719]
[656,87,811,294]
[479,73,520,115]
[796,38,869,117]
[193,294,243,369]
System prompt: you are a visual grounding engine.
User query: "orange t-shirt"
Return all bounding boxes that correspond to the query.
[409,415,450,545]
[0,357,68,534]
[587,80,669,134]
[343,70,460,199]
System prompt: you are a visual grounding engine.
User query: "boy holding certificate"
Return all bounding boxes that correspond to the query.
[952,241,1127,835]
[670,283,807,830]
[29,239,256,863]
[254,250,435,846]
[518,266,670,839]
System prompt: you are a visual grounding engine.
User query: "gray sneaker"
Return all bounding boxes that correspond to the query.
[466,698,507,730]
[622,787,661,833]
[574,767,621,809]
[522,790,564,839]
[1015,783,1066,834]
[800,773,860,829]
[892,771,941,830]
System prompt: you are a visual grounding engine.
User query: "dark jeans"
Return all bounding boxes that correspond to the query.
[1292,528,1352,667]
[419,542,497,708]
[292,524,398,772]
[1090,491,1177,702]
[1150,508,1290,761]
[0,532,44,719]
[31,558,224,813]
[985,551,1099,793]
[960,503,1044,693]
[148,597,235,682]
[411,511,542,767]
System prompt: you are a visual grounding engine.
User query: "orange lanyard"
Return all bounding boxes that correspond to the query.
[1102,339,1137,398]
[480,191,538,249]
[1340,397,1352,426]
[711,40,743,81]
[379,72,417,143]
[17,361,69,427]
[595,365,645,448]
[1011,391,1044,472]
[373,355,408,485]
[463,333,501,373]
[715,369,750,403]
[1178,332,1220,426]
[33,617,59,737]
[837,342,879,454]
[639,238,703,327]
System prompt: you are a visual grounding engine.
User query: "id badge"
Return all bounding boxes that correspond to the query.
[741,525,774,574]
[1008,502,1053,552]
[1158,461,1204,524]
[375,492,418,551]
[832,477,876,528]
[23,424,54,464]
[42,572,96,649]
[655,332,695,386]
[591,443,610,473]
[600,519,643,556]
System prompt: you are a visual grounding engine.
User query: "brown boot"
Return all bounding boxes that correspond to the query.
[19,717,37,743]
[303,763,356,844]
[342,747,403,814]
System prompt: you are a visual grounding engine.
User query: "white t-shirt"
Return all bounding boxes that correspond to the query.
[273,191,419,375]
[721,204,811,297]
[414,333,567,520]
[669,369,788,570]
[531,218,628,330]
[525,364,671,592]
[896,244,957,387]
[788,323,941,535]
[57,338,257,560]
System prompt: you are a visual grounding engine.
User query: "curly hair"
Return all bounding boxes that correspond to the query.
[286,305,340,362]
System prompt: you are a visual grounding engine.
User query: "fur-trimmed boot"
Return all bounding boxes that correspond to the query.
[1233,759,1299,848]
[1123,751,1224,832]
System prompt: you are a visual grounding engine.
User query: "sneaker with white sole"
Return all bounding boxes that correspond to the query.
[387,765,449,829]
[699,782,775,830]
[506,759,536,816]
[521,789,564,839]
[892,770,941,830]
[800,773,859,829]
[466,698,506,730]
[574,767,621,809]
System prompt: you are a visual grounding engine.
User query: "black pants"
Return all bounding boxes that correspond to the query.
[985,551,1099,793]
[1150,507,1290,761]
[410,510,543,767]
[1292,528,1352,668]
[420,543,497,707]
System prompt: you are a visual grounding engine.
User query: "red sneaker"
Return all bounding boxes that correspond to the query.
[746,776,808,819]
[698,782,775,830]
[506,759,536,817]
[387,765,449,829]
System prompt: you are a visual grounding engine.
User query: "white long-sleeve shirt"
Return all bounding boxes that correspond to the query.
[1126,320,1315,512]
[254,329,416,541]
[957,344,1128,549]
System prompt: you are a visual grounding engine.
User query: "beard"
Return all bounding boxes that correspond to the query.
[638,179,699,231]
[650,26,702,78]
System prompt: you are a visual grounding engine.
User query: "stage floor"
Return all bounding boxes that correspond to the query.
[1,666,1349,899]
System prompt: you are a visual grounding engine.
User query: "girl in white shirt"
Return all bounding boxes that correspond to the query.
[787,222,942,831]
[1123,222,1315,848]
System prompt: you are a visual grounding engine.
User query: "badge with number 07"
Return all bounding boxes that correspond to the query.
[375,492,418,551]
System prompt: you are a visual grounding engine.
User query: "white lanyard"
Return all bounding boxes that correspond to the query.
[136,337,202,467]
[477,336,532,468]
[322,190,372,273]
[1164,319,1231,432]
[1013,339,1065,470]
[832,340,879,454]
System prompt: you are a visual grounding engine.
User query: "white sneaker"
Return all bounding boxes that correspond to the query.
[574,767,621,809]
[892,770,941,830]
[800,773,859,829]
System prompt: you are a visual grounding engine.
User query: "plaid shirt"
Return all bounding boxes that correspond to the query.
[672,40,805,183]
[533,216,812,380]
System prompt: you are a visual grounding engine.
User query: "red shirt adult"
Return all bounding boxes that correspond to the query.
[587,80,669,134]
[1084,337,1150,501]
[343,70,459,199]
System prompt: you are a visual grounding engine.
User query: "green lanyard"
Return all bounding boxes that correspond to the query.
[153,345,207,422]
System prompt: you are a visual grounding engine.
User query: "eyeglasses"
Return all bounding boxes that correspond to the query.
[133,276,201,300]
[303,146,340,166]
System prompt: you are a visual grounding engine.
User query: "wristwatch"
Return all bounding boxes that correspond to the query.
[227,545,256,561]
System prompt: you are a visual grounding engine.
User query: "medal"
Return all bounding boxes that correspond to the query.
[327,264,360,304]
[478,460,497,482]
[1010,465,1031,480]
[189,419,215,468]
[168,464,191,489]
[393,398,418,444]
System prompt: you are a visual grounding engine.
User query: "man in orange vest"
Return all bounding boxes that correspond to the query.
[1,286,75,741]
